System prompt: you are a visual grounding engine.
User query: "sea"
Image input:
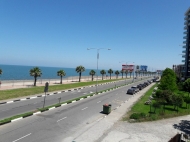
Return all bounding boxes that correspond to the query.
[0,64,119,80]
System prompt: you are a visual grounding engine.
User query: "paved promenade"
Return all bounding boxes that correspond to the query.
[63,83,190,142]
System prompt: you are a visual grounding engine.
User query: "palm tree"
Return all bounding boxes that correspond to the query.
[129,70,132,78]
[0,69,2,75]
[125,70,128,78]
[57,70,66,84]
[100,70,106,80]
[76,65,85,82]
[30,67,42,86]
[120,70,125,78]
[89,70,96,81]
[135,71,138,77]
[115,70,120,79]
[108,69,113,79]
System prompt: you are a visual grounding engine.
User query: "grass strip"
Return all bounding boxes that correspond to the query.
[123,83,190,122]
[0,78,125,101]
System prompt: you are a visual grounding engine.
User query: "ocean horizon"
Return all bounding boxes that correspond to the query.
[0,64,123,80]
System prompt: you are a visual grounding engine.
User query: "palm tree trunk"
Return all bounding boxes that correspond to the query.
[102,75,103,80]
[34,76,37,86]
[110,74,111,79]
[92,75,93,81]
[79,72,81,82]
[60,76,62,84]
[122,73,123,78]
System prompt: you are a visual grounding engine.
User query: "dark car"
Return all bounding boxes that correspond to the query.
[139,83,145,88]
[127,88,135,95]
[144,82,149,86]
[131,86,139,93]
[137,84,143,90]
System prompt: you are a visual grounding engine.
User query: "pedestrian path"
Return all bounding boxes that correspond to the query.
[62,83,189,142]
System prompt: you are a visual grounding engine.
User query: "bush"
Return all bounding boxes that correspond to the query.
[140,112,146,118]
[130,113,140,119]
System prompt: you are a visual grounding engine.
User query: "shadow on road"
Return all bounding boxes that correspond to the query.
[173,120,190,134]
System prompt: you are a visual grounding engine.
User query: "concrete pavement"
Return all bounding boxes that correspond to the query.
[62,83,190,142]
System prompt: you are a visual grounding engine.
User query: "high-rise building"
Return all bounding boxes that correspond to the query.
[183,8,190,79]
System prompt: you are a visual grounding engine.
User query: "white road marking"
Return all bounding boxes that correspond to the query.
[20,98,26,101]
[12,133,31,142]
[97,101,101,103]
[7,101,14,104]
[81,107,88,110]
[33,102,37,104]
[30,96,37,99]
[57,117,67,122]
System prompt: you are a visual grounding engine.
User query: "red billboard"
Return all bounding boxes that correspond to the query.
[122,64,134,71]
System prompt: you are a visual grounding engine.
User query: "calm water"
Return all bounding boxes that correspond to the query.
[0,64,119,80]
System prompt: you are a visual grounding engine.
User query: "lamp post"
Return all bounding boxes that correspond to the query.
[132,62,135,83]
[87,48,111,94]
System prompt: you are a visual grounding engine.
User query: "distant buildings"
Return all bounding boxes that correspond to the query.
[183,8,190,79]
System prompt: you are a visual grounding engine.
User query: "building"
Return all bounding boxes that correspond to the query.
[183,8,190,79]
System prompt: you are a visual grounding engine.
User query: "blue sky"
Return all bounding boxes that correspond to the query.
[0,0,189,71]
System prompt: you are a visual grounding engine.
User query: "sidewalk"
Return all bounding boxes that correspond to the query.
[62,83,189,142]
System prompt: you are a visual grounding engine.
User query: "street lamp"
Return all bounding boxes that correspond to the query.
[87,48,111,94]
[132,62,135,83]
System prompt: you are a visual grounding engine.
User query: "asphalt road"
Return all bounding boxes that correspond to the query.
[0,77,150,120]
[0,79,152,142]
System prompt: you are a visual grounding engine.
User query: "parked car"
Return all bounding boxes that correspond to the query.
[139,83,145,88]
[131,86,139,93]
[127,88,135,95]
[144,82,149,86]
[137,84,143,90]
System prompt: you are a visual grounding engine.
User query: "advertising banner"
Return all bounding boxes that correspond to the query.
[122,64,134,71]
[140,65,148,72]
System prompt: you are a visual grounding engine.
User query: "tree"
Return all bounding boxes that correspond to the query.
[158,68,178,92]
[115,70,120,79]
[135,71,138,77]
[75,65,85,82]
[89,70,96,81]
[108,69,113,79]
[0,69,2,75]
[171,94,183,112]
[120,70,125,78]
[183,78,190,97]
[30,67,42,86]
[57,70,66,84]
[124,70,128,78]
[129,70,132,78]
[100,70,106,80]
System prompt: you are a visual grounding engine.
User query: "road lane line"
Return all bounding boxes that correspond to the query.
[57,117,67,122]
[81,107,88,110]
[12,133,31,142]
[97,101,101,103]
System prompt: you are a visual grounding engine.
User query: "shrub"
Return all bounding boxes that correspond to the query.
[130,113,140,119]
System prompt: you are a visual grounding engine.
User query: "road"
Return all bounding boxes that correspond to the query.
[0,77,150,120]
[0,79,152,142]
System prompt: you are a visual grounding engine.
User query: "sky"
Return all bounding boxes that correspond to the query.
[0,0,189,71]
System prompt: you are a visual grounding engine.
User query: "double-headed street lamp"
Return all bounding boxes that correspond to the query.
[87,48,111,94]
